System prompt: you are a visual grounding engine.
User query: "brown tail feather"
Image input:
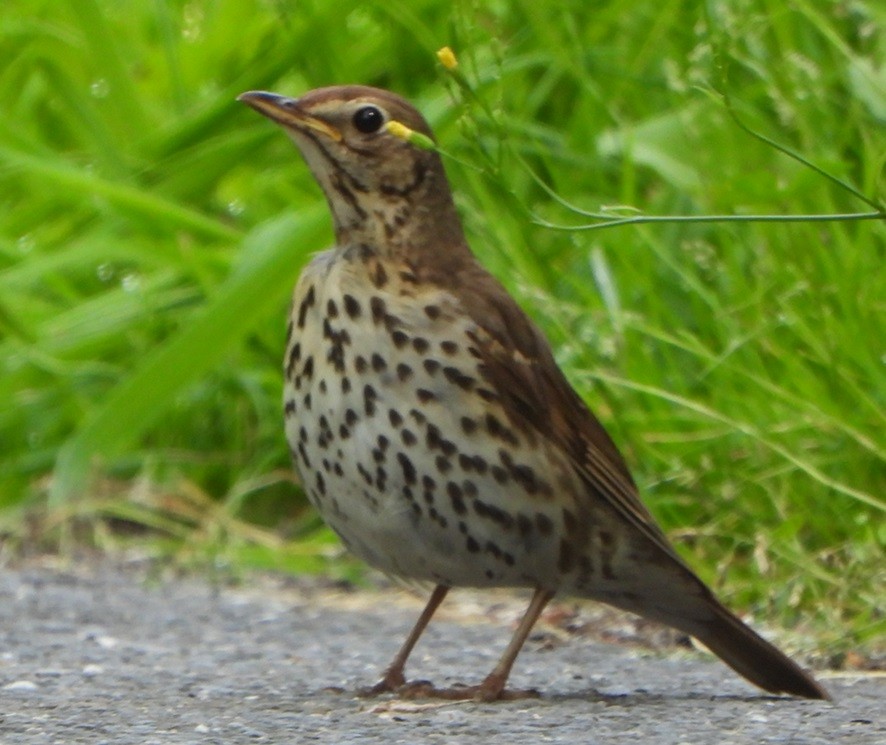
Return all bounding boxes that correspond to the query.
[692,602,830,700]
[599,572,830,699]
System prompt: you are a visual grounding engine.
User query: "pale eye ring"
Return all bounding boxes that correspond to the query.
[352,105,384,134]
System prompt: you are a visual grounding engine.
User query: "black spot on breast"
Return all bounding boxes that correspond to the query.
[302,356,314,380]
[357,463,373,486]
[286,342,301,378]
[343,293,361,319]
[440,340,458,356]
[363,384,378,416]
[297,442,312,469]
[447,482,466,515]
[443,366,474,390]
[473,500,514,530]
[370,296,386,325]
[486,413,518,444]
[296,285,315,329]
[371,353,387,372]
[424,305,441,320]
[460,417,478,435]
[345,408,359,426]
[535,513,554,536]
[401,429,417,446]
[326,299,338,318]
[412,337,430,354]
[396,363,413,382]
[423,359,440,375]
[513,464,545,496]
[388,409,403,427]
[416,389,436,403]
[371,261,388,288]
[517,513,533,537]
[426,423,442,450]
[355,355,368,373]
[440,439,457,457]
[397,452,417,485]
[392,330,409,348]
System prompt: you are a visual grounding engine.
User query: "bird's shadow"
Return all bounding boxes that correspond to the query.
[542,689,809,706]
[324,682,816,707]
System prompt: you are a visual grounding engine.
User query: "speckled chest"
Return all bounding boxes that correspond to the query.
[282,248,575,588]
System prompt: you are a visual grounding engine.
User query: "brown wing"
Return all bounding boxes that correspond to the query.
[452,261,689,565]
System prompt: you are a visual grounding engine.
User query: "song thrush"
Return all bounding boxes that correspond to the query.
[238,86,829,701]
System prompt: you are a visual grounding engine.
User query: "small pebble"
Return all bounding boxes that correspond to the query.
[3,680,38,691]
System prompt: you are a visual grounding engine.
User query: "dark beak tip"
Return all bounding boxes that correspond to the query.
[237,90,293,110]
[237,90,269,105]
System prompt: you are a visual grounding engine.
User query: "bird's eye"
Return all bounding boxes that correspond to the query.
[352,105,385,134]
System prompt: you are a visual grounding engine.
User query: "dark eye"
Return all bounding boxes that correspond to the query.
[352,105,384,133]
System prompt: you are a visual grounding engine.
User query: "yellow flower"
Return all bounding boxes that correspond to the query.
[436,46,458,70]
[385,120,436,151]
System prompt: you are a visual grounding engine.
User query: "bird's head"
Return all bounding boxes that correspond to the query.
[239,85,464,252]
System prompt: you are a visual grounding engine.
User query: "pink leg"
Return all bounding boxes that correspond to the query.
[399,587,556,702]
[363,584,450,695]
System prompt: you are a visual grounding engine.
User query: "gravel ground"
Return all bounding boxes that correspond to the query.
[0,560,882,745]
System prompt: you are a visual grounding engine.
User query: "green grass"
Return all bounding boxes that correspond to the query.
[0,1,883,661]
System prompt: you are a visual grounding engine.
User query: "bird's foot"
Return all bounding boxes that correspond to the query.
[395,675,540,702]
[358,667,411,697]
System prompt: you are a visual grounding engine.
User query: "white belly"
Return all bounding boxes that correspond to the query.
[282,251,569,588]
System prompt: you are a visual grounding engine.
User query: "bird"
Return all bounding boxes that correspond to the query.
[237,85,829,702]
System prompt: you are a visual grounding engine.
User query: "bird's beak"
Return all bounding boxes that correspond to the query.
[237,90,342,142]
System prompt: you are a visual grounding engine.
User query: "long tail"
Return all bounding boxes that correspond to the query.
[691,600,830,700]
[599,571,831,700]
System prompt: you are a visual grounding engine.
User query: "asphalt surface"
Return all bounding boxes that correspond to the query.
[0,560,882,744]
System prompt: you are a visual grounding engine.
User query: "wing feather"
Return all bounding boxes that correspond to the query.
[452,263,689,566]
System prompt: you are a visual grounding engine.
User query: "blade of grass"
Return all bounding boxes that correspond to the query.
[51,207,327,503]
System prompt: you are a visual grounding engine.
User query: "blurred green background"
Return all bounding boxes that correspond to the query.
[0,1,883,661]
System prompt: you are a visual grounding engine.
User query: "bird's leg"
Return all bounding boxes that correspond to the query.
[402,587,556,702]
[361,584,449,696]
[474,587,555,701]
